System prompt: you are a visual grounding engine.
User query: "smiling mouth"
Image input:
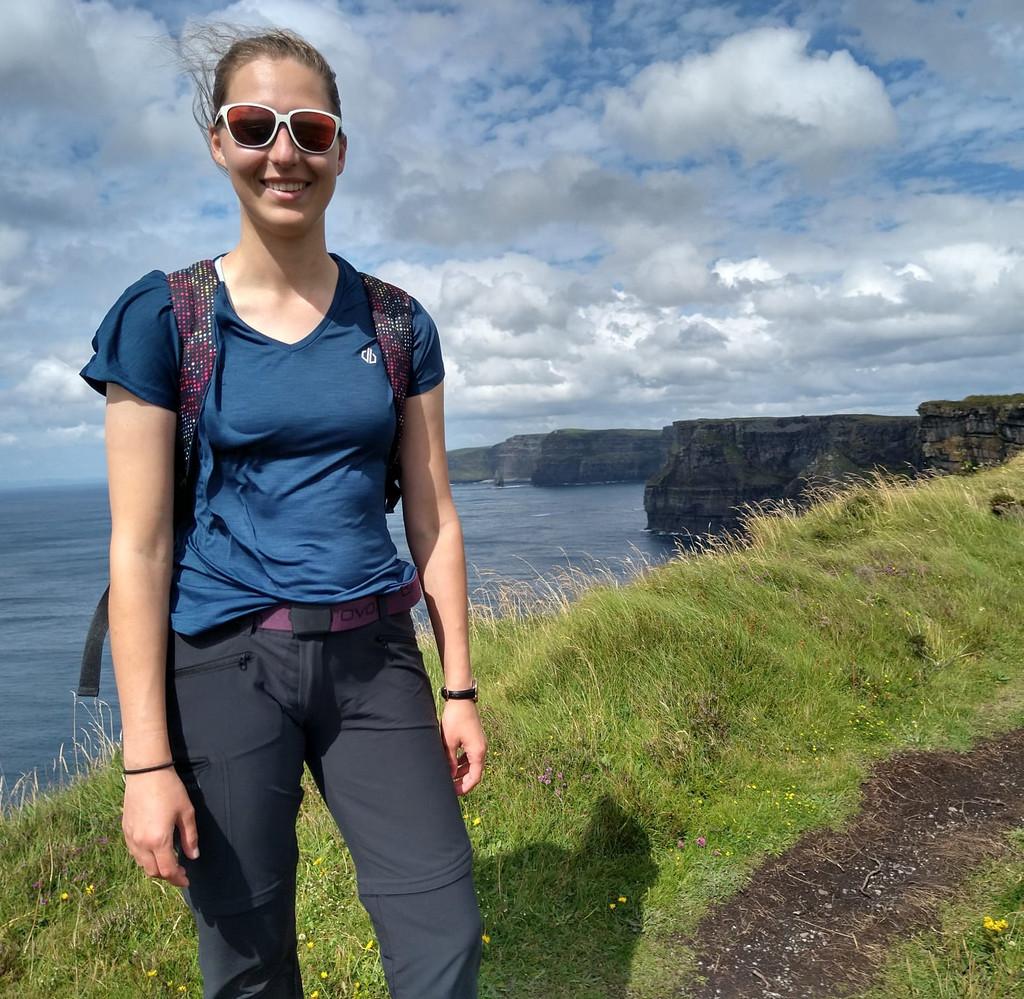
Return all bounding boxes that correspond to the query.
[261,180,312,192]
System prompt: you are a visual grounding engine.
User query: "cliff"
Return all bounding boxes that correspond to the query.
[917,394,1024,473]
[492,434,547,482]
[531,429,668,485]
[644,414,924,534]
[447,430,665,484]
[447,436,547,483]
[447,447,496,483]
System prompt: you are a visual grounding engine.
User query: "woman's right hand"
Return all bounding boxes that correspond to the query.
[122,768,200,888]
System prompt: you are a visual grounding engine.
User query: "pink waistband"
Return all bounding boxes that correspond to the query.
[254,574,422,634]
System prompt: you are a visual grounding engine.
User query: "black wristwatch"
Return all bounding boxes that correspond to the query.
[440,679,478,702]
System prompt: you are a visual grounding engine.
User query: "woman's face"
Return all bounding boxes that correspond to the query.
[209,56,346,239]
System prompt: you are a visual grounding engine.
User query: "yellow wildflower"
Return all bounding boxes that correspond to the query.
[60,892,69,901]
[472,816,481,826]
[320,971,328,979]
[365,939,375,950]
[617,896,627,903]
[146,969,157,977]
[609,903,616,909]
[481,933,490,944]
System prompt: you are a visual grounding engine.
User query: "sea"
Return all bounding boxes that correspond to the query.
[0,479,688,811]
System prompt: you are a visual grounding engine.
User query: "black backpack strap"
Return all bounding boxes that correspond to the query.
[77,585,109,697]
[360,273,414,512]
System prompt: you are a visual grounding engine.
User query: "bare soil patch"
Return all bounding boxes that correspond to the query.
[674,727,1024,998]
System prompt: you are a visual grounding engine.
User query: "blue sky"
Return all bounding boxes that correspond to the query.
[1,0,1022,485]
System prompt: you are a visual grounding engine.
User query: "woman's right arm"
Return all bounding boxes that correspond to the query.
[105,382,199,887]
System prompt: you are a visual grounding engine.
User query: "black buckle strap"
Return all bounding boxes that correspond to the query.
[77,585,110,697]
[289,604,334,637]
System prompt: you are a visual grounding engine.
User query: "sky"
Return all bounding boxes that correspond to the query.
[1,0,1022,486]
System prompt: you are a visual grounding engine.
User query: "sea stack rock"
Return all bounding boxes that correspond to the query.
[644,414,924,534]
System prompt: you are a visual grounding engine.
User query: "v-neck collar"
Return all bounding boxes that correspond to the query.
[212,253,348,352]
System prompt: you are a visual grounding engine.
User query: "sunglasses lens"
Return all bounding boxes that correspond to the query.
[290,111,337,153]
[225,105,276,147]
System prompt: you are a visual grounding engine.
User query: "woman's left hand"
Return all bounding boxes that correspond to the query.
[439,699,486,796]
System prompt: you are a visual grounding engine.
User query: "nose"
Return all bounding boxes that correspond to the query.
[267,121,300,162]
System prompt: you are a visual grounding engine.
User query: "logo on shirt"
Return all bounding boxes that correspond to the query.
[361,347,378,364]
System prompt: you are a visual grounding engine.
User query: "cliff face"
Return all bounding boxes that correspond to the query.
[447,430,666,484]
[531,429,668,485]
[917,394,1024,473]
[447,447,495,482]
[491,434,547,482]
[644,415,924,534]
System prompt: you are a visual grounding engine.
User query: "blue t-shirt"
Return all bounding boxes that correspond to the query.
[80,252,444,636]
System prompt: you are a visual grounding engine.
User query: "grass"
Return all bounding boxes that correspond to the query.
[3,456,1024,997]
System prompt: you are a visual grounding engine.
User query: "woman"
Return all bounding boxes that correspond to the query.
[79,26,486,998]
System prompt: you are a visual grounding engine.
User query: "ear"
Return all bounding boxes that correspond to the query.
[209,124,227,170]
[336,133,348,176]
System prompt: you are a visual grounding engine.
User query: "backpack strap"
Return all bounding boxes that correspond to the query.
[167,259,219,525]
[76,584,109,698]
[359,272,414,513]
[76,260,217,699]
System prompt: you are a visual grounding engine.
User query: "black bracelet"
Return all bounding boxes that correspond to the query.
[440,679,478,702]
[123,760,175,775]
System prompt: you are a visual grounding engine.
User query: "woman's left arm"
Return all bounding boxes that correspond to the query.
[399,380,486,796]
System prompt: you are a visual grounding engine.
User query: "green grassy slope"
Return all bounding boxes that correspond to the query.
[3,457,1023,998]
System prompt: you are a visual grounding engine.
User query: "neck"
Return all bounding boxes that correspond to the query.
[226,218,334,295]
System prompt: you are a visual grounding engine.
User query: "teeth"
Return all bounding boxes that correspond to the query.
[265,181,307,192]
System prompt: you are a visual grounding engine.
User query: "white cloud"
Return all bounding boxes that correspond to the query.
[603,27,897,164]
[44,423,104,442]
[919,243,1020,294]
[626,242,712,305]
[714,257,785,288]
[14,359,94,405]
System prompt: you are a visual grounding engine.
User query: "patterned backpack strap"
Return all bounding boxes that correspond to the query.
[78,259,219,698]
[360,272,414,513]
[166,260,219,515]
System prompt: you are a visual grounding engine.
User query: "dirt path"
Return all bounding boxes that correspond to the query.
[672,727,1024,998]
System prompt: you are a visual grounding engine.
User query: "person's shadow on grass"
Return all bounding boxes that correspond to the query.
[474,792,657,998]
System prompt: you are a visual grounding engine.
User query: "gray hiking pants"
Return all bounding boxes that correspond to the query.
[165,604,482,998]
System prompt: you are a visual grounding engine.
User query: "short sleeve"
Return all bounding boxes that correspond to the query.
[79,270,180,412]
[406,297,445,397]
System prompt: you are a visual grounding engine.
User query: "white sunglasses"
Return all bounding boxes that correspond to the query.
[214,102,343,155]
